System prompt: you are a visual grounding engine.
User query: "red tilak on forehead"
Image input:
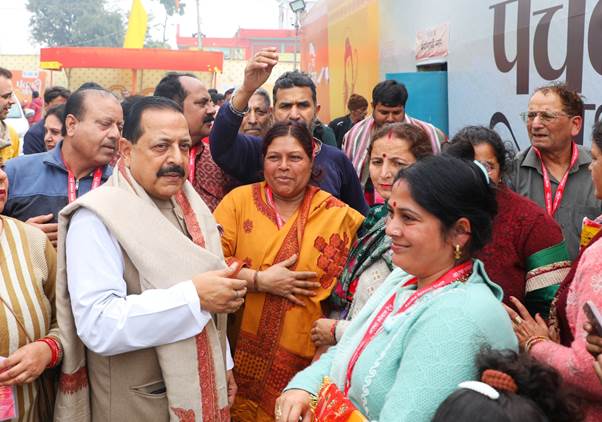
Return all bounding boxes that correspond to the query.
[387,128,393,141]
[392,201,397,207]
[382,153,387,158]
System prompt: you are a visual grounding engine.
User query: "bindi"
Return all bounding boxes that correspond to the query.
[392,201,397,207]
[382,153,387,158]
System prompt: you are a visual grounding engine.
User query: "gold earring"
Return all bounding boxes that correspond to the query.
[454,244,462,260]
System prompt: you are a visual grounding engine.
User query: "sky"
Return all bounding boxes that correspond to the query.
[0,0,284,54]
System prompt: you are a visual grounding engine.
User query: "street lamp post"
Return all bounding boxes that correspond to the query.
[196,0,203,49]
[289,0,306,71]
[293,11,299,70]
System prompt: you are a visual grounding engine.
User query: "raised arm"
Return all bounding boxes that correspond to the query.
[209,104,264,183]
[209,48,279,183]
[231,47,279,112]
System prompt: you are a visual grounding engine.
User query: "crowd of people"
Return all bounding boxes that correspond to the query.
[0,43,601,422]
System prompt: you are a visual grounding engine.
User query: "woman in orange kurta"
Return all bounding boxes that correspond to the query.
[214,122,363,421]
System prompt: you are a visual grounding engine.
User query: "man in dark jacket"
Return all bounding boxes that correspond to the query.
[209,47,369,215]
[328,93,368,148]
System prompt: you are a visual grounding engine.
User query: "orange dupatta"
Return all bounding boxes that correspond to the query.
[214,182,364,422]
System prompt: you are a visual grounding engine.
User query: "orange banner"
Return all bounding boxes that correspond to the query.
[302,0,380,121]
[327,0,379,119]
[301,0,330,121]
[10,70,47,104]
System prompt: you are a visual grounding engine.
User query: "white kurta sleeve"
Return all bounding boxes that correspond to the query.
[66,207,212,356]
[226,339,234,370]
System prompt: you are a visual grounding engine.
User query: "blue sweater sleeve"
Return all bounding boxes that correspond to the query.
[209,101,263,184]
[23,121,46,155]
[338,153,369,215]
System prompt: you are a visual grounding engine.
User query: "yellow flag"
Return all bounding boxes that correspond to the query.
[123,0,148,48]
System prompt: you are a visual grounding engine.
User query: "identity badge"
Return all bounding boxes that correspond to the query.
[0,357,17,421]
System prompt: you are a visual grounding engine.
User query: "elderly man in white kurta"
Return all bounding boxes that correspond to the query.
[54,96,247,422]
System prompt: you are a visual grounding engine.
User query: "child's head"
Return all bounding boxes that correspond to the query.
[432,348,582,422]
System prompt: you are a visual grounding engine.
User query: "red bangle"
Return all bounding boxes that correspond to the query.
[330,320,338,342]
[35,337,61,368]
[49,336,64,365]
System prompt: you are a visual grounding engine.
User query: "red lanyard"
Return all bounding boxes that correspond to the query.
[532,142,578,217]
[343,261,474,395]
[188,145,200,183]
[63,154,103,203]
[265,185,285,229]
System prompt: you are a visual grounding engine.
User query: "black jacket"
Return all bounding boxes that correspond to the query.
[328,115,353,148]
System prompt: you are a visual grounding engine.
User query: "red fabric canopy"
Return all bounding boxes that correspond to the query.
[40,47,223,72]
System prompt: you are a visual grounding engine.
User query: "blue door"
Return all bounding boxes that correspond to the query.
[385,71,449,135]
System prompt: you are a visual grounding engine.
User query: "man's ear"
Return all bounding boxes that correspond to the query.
[119,137,133,166]
[570,115,583,138]
[65,114,78,137]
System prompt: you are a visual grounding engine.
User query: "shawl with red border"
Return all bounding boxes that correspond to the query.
[53,160,230,421]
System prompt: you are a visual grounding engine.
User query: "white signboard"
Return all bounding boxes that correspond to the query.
[448,0,602,150]
[416,23,449,64]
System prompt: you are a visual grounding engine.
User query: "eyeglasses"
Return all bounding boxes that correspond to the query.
[520,110,570,124]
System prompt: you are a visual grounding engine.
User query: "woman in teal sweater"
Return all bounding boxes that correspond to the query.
[276,155,518,421]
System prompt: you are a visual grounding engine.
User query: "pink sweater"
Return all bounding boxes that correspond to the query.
[531,238,602,421]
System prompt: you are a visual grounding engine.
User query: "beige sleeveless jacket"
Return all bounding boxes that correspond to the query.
[54,163,230,422]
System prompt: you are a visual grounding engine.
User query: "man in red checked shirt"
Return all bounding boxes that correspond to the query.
[154,73,238,211]
[510,82,602,259]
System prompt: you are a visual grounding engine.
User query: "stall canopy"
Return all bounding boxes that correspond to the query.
[39,47,224,93]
